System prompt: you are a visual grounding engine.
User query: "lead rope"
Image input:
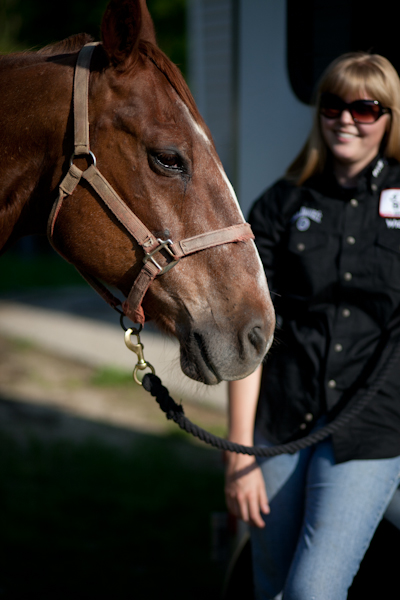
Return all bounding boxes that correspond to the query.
[123,321,400,456]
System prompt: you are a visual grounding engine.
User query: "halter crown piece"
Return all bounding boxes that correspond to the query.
[48,43,254,325]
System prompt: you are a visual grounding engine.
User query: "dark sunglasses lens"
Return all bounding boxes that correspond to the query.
[320,95,385,123]
[320,95,343,118]
[351,101,381,123]
[321,106,341,118]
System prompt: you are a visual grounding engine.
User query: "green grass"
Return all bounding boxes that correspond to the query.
[91,366,134,387]
[8,336,35,351]
[0,431,227,599]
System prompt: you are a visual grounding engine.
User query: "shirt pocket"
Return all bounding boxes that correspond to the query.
[285,230,332,296]
[375,231,400,291]
[287,230,327,255]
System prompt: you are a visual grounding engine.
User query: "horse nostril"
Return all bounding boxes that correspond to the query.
[248,325,267,356]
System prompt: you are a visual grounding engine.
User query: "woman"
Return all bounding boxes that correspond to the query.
[225,52,400,599]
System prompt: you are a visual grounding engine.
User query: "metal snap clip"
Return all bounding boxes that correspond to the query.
[124,327,155,385]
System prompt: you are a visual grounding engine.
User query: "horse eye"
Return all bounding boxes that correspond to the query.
[154,152,184,171]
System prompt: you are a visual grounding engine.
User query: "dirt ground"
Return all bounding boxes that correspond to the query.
[0,332,227,457]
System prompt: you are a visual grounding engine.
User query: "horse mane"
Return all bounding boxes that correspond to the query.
[37,33,94,56]
[139,40,203,125]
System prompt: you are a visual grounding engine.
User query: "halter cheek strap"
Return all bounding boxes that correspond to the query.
[48,43,254,325]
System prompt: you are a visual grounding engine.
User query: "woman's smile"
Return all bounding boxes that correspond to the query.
[335,130,358,140]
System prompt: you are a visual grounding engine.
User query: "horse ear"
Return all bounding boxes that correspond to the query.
[137,0,157,45]
[101,0,156,71]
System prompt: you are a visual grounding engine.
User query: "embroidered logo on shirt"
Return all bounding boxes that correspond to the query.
[372,159,385,178]
[379,189,400,218]
[291,206,323,231]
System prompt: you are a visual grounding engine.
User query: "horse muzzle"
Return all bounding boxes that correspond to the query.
[178,314,275,385]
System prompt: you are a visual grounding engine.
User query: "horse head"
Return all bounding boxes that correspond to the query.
[0,0,275,385]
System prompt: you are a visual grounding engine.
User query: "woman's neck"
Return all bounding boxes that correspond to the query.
[332,154,379,189]
[333,163,360,188]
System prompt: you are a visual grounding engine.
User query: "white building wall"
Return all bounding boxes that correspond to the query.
[237,0,312,216]
[187,0,235,180]
[187,0,313,217]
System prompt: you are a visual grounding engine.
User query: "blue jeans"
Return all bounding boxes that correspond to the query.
[251,435,400,600]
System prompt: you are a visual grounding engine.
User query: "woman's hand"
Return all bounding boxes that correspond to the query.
[224,452,270,528]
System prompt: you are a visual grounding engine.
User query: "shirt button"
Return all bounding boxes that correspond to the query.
[300,423,307,430]
[297,243,305,251]
[344,272,352,281]
[334,343,343,352]
[305,413,313,422]
[346,236,356,245]
[328,379,337,389]
[342,308,351,317]
[350,198,358,207]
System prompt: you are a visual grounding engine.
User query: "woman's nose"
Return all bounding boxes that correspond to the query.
[339,109,355,124]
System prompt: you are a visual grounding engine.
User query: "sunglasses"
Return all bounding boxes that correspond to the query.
[319,93,391,124]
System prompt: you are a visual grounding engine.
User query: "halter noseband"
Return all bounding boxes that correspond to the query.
[48,43,254,325]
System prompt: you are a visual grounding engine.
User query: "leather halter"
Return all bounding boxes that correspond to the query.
[48,43,254,325]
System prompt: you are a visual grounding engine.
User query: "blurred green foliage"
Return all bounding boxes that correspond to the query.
[0,0,186,75]
[0,252,86,291]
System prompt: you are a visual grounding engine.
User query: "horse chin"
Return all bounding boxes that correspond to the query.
[180,344,222,385]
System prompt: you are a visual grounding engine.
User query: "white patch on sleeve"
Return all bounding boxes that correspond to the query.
[379,189,400,218]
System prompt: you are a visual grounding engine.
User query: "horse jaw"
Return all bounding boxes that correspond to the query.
[143,238,275,385]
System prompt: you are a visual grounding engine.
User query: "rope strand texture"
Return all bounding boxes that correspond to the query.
[142,340,400,456]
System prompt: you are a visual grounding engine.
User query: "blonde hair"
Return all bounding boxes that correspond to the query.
[286,52,400,185]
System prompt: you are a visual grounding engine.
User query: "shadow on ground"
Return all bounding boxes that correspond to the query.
[0,394,228,599]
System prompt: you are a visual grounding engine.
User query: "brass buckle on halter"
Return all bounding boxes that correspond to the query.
[143,238,179,275]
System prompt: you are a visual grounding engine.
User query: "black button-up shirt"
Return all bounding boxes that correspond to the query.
[250,156,400,463]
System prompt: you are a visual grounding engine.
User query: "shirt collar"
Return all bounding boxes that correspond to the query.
[309,154,389,199]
